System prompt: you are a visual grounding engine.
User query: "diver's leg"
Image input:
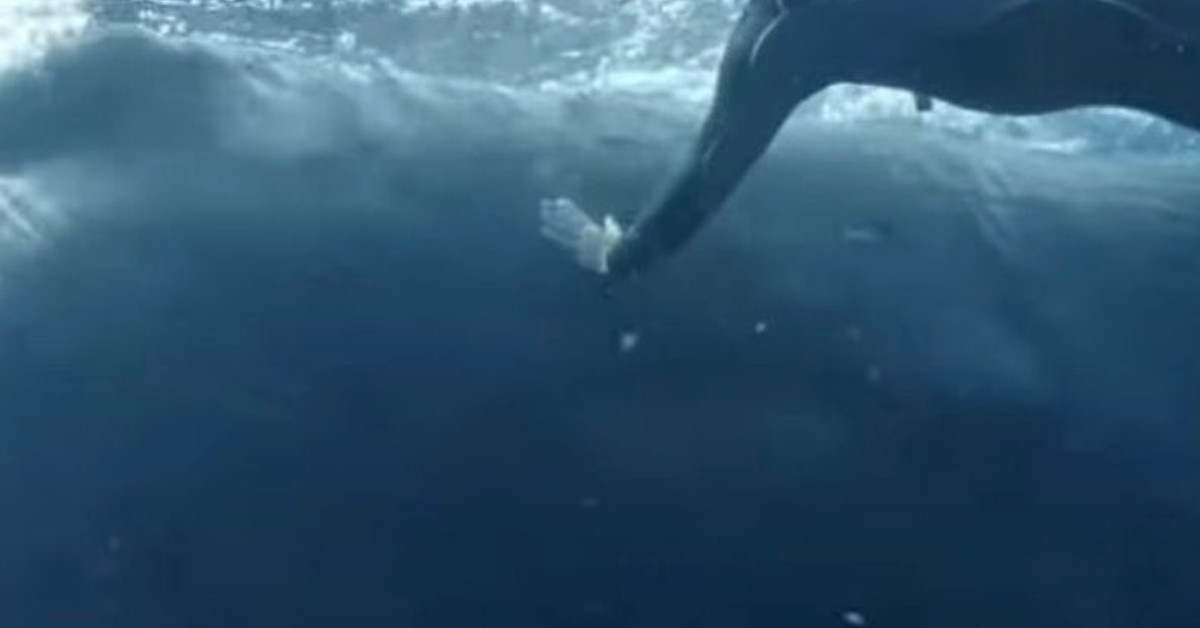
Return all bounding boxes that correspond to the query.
[605,0,826,278]
[1092,0,1200,130]
[1037,0,1199,130]
[1183,48,1200,131]
[925,0,1199,129]
[1132,36,1200,131]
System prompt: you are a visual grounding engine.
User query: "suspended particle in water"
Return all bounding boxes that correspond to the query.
[618,330,639,353]
[842,227,878,243]
[582,599,608,614]
[866,365,882,383]
[842,610,867,626]
[841,222,889,244]
[754,320,769,334]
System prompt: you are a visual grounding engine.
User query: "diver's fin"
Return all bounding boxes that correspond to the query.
[538,197,623,275]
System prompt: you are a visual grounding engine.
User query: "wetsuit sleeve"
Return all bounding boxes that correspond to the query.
[606,0,826,278]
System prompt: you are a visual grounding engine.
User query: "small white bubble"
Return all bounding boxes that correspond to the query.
[754,321,769,334]
[618,331,639,353]
[335,31,358,52]
[842,610,867,626]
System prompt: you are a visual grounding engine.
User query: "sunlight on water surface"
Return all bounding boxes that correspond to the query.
[0,0,89,73]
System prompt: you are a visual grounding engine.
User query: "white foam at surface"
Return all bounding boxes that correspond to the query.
[0,0,89,74]
[42,0,1200,154]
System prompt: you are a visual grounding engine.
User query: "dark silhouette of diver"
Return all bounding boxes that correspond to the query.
[541,0,1200,280]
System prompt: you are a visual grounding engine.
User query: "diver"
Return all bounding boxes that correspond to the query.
[540,0,1200,280]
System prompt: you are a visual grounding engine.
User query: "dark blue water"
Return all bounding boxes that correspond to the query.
[1,29,1198,628]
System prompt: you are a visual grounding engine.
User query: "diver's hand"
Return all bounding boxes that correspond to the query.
[539,197,624,276]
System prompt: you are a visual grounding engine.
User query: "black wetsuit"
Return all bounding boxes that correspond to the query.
[606,0,1200,278]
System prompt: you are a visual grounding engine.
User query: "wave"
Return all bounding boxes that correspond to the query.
[0,26,1198,628]
[83,0,1200,154]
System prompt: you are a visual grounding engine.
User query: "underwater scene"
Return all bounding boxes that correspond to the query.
[0,1,1198,626]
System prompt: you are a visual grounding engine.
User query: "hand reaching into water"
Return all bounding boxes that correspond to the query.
[539,197,624,276]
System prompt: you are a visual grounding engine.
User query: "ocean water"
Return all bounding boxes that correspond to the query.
[1,1,1198,627]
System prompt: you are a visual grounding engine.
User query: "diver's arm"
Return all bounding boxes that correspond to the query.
[606,0,823,278]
